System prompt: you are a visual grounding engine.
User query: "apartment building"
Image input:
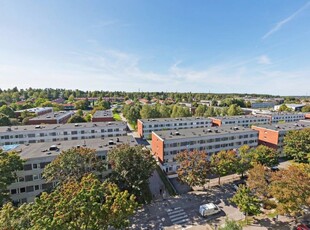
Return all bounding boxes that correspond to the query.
[27,111,74,125]
[151,126,258,176]
[5,135,137,204]
[137,117,212,139]
[0,122,128,146]
[210,115,270,127]
[14,107,53,117]
[92,110,114,122]
[258,112,306,124]
[252,121,310,154]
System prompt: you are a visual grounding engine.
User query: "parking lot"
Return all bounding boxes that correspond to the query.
[130,183,244,230]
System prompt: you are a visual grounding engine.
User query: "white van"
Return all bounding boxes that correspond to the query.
[199,203,221,217]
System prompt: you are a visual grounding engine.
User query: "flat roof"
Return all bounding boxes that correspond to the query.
[252,122,310,131]
[15,107,53,113]
[0,121,127,133]
[93,110,113,118]
[209,115,269,120]
[28,111,74,121]
[2,136,137,159]
[139,117,212,123]
[153,126,257,140]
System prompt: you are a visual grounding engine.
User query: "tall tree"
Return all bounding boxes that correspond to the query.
[43,147,105,184]
[251,145,279,167]
[195,105,207,117]
[211,150,238,185]
[284,128,310,163]
[0,105,15,118]
[236,145,253,178]
[108,144,156,201]
[68,114,86,123]
[227,104,243,116]
[230,185,261,223]
[270,164,310,217]
[247,163,270,199]
[0,150,24,206]
[0,113,11,126]
[0,174,138,230]
[175,150,211,187]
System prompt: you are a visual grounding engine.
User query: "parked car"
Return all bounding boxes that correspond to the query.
[199,203,221,217]
[296,224,310,230]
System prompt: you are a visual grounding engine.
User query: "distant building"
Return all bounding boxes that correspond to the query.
[52,98,65,104]
[152,126,258,176]
[92,110,114,122]
[0,121,128,146]
[139,98,150,105]
[252,121,310,154]
[15,107,53,118]
[274,104,305,111]
[137,117,212,139]
[250,102,275,108]
[27,111,74,125]
[4,135,137,204]
[258,112,306,124]
[209,115,270,127]
[63,104,75,110]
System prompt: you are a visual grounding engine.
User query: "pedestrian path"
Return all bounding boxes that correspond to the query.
[166,207,190,227]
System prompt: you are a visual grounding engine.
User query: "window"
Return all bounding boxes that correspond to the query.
[26,186,34,193]
[33,163,38,169]
[23,164,32,170]
[25,175,33,182]
[33,174,39,180]
[18,177,25,182]
[20,187,26,193]
[34,185,40,190]
[11,189,17,194]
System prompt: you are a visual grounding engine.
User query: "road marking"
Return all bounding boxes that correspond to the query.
[166,207,190,226]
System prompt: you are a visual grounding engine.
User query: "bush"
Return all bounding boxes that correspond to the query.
[263,199,277,210]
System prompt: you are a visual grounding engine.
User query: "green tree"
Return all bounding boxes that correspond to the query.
[227,104,243,116]
[108,144,156,202]
[301,105,310,112]
[68,114,86,123]
[284,128,310,163]
[74,100,89,110]
[247,163,270,199]
[68,94,75,102]
[176,150,211,187]
[43,147,105,184]
[204,106,216,117]
[211,150,238,185]
[0,113,11,126]
[219,218,242,230]
[278,104,292,112]
[230,185,261,223]
[195,105,207,117]
[0,105,15,118]
[159,104,171,118]
[0,174,138,230]
[0,150,24,205]
[251,145,279,167]
[270,164,310,217]
[236,145,253,178]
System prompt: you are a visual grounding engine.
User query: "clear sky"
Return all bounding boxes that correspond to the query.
[0,0,309,95]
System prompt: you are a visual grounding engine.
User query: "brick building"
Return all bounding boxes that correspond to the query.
[27,111,74,125]
[92,110,114,122]
[151,126,258,176]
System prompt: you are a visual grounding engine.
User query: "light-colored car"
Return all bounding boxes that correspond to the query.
[199,203,221,217]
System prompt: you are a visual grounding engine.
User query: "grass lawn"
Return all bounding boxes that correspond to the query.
[113,113,122,121]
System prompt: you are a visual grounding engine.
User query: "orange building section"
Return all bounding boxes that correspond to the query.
[211,118,222,126]
[305,114,310,119]
[252,126,279,150]
[137,120,143,137]
[151,132,164,163]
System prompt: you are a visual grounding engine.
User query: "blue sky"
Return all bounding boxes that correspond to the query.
[0,0,309,95]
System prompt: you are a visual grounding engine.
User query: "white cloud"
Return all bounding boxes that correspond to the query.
[257,55,272,65]
[262,1,310,39]
[1,49,310,95]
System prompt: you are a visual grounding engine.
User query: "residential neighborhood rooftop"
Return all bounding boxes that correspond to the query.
[139,117,211,123]
[153,126,257,140]
[93,110,113,118]
[252,122,310,131]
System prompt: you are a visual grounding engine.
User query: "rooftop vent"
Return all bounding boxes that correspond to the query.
[6,127,11,132]
[207,129,212,133]
[175,131,180,136]
[74,123,79,127]
[98,145,103,148]
[116,138,120,142]
[35,125,41,129]
[233,127,239,131]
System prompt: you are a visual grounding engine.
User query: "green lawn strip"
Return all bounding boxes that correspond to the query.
[112,112,122,121]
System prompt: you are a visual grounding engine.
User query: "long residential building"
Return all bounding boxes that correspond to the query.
[210,115,270,127]
[0,122,128,146]
[151,126,259,176]
[137,117,212,139]
[259,112,306,124]
[5,135,137,204]
[27,111,74,125]
[252,121,310,154]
